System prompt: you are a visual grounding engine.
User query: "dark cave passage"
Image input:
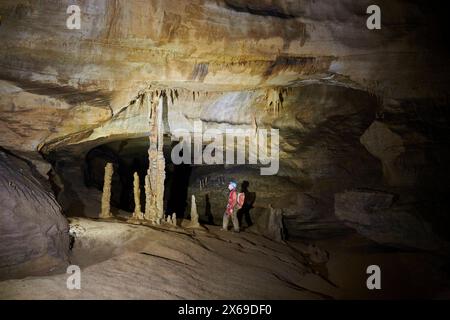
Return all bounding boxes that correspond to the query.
[84,144,149,213]
[164,161,192,219]
[83,137,193,217]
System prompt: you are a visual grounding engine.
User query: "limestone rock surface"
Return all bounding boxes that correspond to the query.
[0,150,69,280]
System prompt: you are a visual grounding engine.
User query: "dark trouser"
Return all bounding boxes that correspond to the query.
[237,205,253,227]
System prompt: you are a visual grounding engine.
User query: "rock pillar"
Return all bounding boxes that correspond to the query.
[100,163,113,219]
[132,172,143,220]
[189,195,200,228]
[144,91,166,224]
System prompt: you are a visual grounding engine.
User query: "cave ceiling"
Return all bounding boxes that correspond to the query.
[0,0,448,158]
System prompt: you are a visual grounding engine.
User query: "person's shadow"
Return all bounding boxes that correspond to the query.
[237,181,256,229]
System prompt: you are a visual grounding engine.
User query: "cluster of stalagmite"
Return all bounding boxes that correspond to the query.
[165,213,177,226]
[99,163,113,219]
[99,89,191,227]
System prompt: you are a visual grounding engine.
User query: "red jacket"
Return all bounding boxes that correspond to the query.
[226,190,237,215]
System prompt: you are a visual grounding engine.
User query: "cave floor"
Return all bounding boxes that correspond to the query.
[0,218,448,299]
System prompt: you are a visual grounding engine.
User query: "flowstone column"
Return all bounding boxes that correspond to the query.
[100,163,113,219]
[132,172,143,220]
[144,91,166,224]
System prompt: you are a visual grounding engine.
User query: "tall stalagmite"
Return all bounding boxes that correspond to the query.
[100,163,113,219]
[189,195,200,228]
[172,213,177,227]
[132,172,143,220]
[144,92,166,224]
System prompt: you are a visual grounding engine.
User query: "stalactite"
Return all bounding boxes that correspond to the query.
[100,163,113,219]
[266,87,286,116]
[252,114,258,136]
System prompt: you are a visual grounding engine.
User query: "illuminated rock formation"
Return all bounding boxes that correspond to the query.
[188,195,200,228]
[144,92,165,225]
[172,213,177,227]
[132,172,143,220]
[99,163,113,219]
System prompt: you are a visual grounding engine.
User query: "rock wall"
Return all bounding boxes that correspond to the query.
[0,150,69,280]
[335,190,450,253]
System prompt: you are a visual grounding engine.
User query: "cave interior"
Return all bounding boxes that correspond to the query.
[1,0,450,300]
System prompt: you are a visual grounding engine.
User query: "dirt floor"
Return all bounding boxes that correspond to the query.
[0,217,449,299]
